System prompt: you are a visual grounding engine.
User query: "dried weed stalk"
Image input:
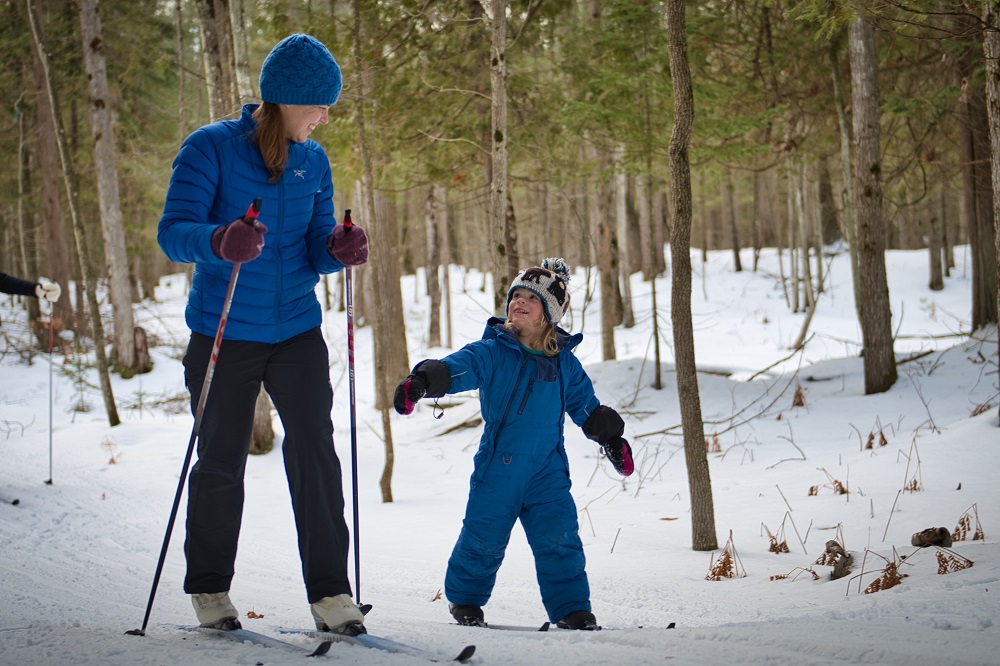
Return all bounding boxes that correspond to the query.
[808,467,848,496]
[762,523,790,553]
[762,512,807,555]
[705,433,721,453]
[864,417,890,450]
[791,383,807,408]
[899,439,923,493]
[770,566,820,582]
[935,549,974,574]
[953,504,986,542]
[847,547,911,595]
[706,531,747,581]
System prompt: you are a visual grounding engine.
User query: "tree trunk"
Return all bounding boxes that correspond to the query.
[352,0,409,500]
[490,0,510,315]
[666,0,717,553]
[426,184,442,348]
[849,10,897,395]
[27,0,119,427]
[928,207,944,291]
[28,0,73,331]
[228,0,254,103]
[594,148,616,360]
[249,386,274,455]
[439,184,453,349]
[79,0,138,377]
[725,168,742,272]
[982,1,1000,423]
[194,0,227,120]
[830,34,863,321]
[955,10,999,330]
[616,146,634,328]
[175,0,186,142]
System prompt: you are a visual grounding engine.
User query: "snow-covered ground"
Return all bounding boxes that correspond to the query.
[1,246,997,665]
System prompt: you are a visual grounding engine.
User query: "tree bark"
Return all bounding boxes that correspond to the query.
[666,0,717,552]
[194,0,227,120]
[489,0,510,315]
[725,168,742,272]
[27,0,119,427]
[228,0,254,103]
[79,0,138,376]
[28,0,73,330]
[982,1,1000,423]
[849,10,897,395]
[956,10,999,330]
[250,386,274,455]
[353,0,409,501]
[426,184,442,348]
[616,146,634,328]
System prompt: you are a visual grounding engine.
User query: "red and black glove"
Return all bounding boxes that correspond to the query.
[602,438,634,477]
[583,405,633,477]
[394,374,427,415]
[393,360,452,415]
[212,216,268,263]
[327,224,369,266]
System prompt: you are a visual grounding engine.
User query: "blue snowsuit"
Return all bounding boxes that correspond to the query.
[440,317,602,623]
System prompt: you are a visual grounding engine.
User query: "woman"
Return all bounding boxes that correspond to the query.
[157,34,368,635]
[394,258,634,630]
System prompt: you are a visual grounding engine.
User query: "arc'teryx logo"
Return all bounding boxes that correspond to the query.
[293,169,306,179]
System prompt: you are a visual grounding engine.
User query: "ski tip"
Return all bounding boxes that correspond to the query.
[359,603,373,616]
[538,622,550,632]
[455,645,476,663]
[667,622,676,629]
[309,641,333,657]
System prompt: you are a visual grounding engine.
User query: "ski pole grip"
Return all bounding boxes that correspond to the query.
[343,209,353,230]
[243,197,262,224]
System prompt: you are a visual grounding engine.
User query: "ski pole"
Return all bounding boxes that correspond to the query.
[343,208,362,606]
[46,303,54,485]
[127,197,261,637]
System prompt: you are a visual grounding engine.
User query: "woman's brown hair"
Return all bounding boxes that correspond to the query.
[251,103,287,183]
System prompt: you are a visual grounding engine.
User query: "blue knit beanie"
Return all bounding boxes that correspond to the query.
[259,34,342,106]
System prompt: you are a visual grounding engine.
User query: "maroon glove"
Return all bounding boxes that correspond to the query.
[327,224,369,266]
[212,216,268,263]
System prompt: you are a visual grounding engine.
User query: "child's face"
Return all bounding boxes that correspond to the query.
[507,288,547,335]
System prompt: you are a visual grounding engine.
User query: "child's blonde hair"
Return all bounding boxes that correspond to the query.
[504,320,560,357]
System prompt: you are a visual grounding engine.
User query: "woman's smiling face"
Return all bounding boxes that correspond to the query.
[281,104,330,143]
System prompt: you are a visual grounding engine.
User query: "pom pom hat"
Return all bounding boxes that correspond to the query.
[506,258,572,325]
[259,34,342,106]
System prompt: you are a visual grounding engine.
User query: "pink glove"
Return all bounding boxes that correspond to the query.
[212,216,268,263]
[327,224,369,266]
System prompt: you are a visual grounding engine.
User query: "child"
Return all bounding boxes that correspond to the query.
[393,258,633,630]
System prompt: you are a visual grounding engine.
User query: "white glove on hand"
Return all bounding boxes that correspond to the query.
[35,279,61,303]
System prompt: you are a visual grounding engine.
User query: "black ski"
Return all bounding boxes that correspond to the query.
[177,624,332,657]
[454,621,550,631]
[277,626,475,663]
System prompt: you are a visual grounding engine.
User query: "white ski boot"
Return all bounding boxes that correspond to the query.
[191,591,240,629]
[311,594,366,634]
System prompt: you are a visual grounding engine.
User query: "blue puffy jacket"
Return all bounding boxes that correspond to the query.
[443,318,601,486]
[158,104,344,343]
